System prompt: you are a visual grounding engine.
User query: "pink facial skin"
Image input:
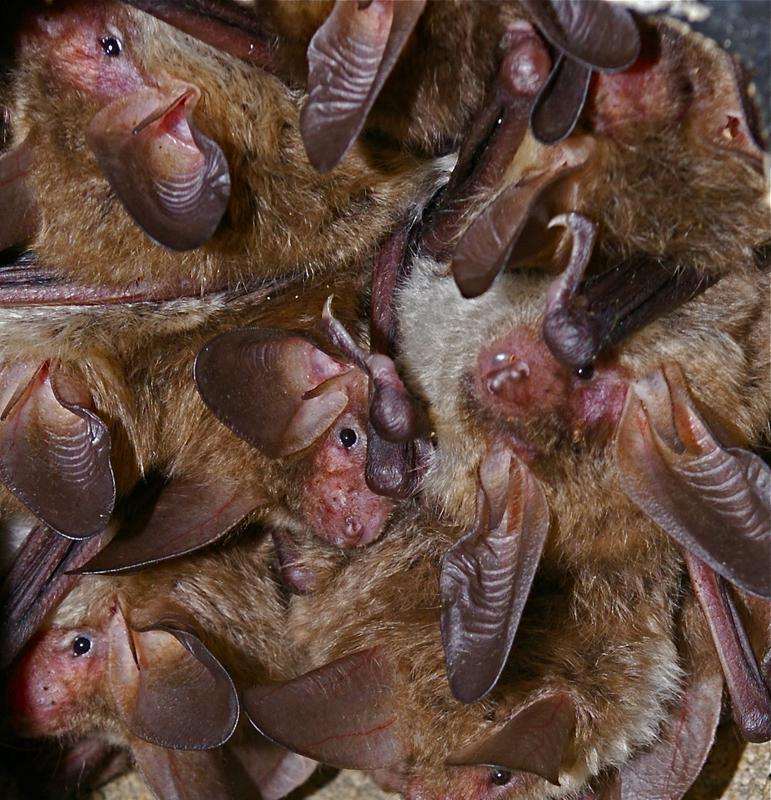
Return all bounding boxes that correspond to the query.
[301,375,395,549]
[475,327,628,460]
[21,0,146,102]
[6,625,106,737]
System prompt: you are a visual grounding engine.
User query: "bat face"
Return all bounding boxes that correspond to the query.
[5,527,287,744]
[7,623,108,738]
[295,370,395,548]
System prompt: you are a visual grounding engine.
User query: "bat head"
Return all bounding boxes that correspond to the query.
[6,622,108,737]
[8,0,442,289]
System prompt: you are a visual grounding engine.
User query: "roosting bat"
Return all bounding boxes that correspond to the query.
[0,0,446,663]
[0,272,398,664]
[1,0,445,288]
[213,8,766,798]
[4,526,324,800]
[236,497,688,800]
[1,3,768,799]
[380,13,770,797]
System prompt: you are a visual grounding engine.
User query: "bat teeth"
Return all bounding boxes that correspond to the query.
[486,360,531,397]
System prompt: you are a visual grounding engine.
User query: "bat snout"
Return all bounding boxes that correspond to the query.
[476,330,567,419]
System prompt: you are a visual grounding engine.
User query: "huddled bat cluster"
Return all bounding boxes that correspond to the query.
[0,2,768,800]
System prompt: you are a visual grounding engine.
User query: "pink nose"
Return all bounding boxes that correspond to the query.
[476,330,565,416]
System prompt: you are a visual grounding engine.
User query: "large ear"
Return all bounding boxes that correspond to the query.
[686,553,771,743]
[86,82,230,251]
[300,0,426,172]
[196,328,352,458]
[523,0,640,143]
[616,365,771,598]
[544,251,712,370]
[451,139,594,299]
[131,738,257,800]
[365,425,430,499]
[529,54,591,145]
[522,0,640,72]
[0,363,115,539]
[421,24,552,261]
[599,618,724,799]
[0,525,106,669]
[0,136,40,251]
[322,298,427,443]
[77,477,263,575]
[243,647,404,770]
[540,211,597,368]
[230,728,318,800]
[109,606,239,749]
[441,444,550,704]
[446,692,575,785]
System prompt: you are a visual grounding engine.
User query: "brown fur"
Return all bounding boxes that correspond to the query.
[253,0,528,156]
[287,505,682,799]
[9,527,292,745]
[9,1,444,289]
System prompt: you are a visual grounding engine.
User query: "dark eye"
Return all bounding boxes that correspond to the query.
[338,428,358,449]
[72,636,92,657]
[99,35,123,57]
[490,768,512,786]
[575,364,595,381]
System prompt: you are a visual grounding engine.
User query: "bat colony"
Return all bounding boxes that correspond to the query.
[0,1,768,799]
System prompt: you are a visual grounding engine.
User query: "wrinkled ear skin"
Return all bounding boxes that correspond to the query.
[300,0,427,171]
[86,82,231,251]
[0,363,115,540]
[441,444,550,703]
[446,692,575,785]
[540,211,597,367]
[616,365,771,598]
[243,647,404,770]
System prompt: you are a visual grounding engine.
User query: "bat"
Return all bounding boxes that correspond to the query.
[380,9,768,796]
[2,0,442,286]
[0,275,395,663]
[240,498,690,800]
[4,525,321,800]
[219,8,768,798]
[127,1,642,173]
[0,3,767,798]
[0,0,448,666]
